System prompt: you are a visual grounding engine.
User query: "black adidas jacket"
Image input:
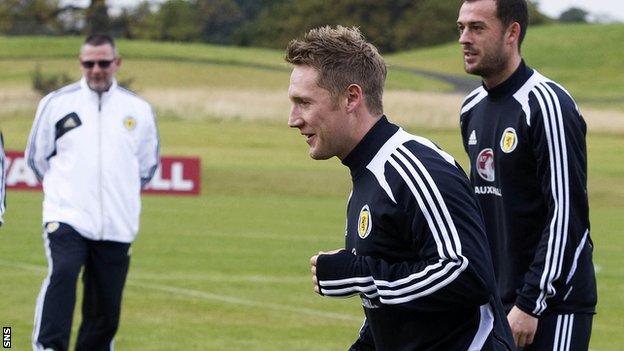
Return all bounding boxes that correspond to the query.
[459,61,597,317]
[315,117,514,350]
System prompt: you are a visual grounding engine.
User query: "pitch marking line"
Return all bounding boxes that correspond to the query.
[129,272,308,283]
[0,259,361,322]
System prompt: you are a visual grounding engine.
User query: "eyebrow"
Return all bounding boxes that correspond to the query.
[290,95,309,103]
[457,20,487,26]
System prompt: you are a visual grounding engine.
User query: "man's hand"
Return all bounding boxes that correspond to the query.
[507,306,539,348]
[310,249,343,294]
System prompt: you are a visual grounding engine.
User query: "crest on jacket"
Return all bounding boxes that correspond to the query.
[123,116,137,130]
[500,127,518,153]
[358,205,372,239]
[45,222,60,233]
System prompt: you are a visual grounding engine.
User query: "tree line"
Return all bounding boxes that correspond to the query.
[1,0,551,53]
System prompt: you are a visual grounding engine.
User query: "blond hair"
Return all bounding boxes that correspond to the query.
[285,26,386,115]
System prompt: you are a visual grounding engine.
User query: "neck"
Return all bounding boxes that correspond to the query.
[483,54,522,89]
[337,110,382,161]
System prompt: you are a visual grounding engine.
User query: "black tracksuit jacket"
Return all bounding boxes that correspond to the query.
[459,61,597,317]
[315,117,515,350]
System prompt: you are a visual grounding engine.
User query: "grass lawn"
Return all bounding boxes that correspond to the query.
[0,116,621,350]
[387,23,624,109]
[0,31,621,349]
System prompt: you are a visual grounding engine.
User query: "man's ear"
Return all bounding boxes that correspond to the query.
[345,84,364,113]
[506,22,521,46]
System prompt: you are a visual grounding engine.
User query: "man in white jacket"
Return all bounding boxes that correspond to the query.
[26,34,160,351]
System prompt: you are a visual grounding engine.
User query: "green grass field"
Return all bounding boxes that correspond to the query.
[0,36,452,92]
[387,23,624,109]
[0,28,623,350]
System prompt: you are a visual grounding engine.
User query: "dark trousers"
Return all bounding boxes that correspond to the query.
[33,223,131,351]
[520,313,593,351]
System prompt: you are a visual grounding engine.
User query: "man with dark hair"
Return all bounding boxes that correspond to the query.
[287,25,515,350]
[457,0,597,349]
[27,34,160,351]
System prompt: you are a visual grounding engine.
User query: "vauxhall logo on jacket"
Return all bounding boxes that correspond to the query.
[470,127,519,197]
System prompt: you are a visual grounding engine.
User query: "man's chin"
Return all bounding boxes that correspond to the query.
[309,150,332,160]
[88,81,111,93]
[464,63,481,76]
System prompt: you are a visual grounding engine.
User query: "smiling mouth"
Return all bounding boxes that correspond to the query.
[302,133,315,143]
[463,49,479,59]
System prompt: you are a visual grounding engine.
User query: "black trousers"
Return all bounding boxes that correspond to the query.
[519,313,593,351]
[33,223,131,351]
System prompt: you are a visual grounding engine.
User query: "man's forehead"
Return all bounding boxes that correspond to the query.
[289,66,321,94]
[290,65,319,83]
[458,0,498,23]
[80,44,115,57]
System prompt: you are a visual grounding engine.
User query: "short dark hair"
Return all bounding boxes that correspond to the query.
[285,26,386,116]
[465,0,528,49]
[83,34,117,55]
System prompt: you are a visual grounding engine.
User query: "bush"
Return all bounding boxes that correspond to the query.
[32,65,135,95]
[31,64,73,96]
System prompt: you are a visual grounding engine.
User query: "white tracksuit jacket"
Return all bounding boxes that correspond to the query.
[26,78,159,243]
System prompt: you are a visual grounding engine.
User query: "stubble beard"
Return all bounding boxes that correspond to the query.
[468,54,508,80]
[309,139,333,160]
[87,77,113,94]
[464,43,509,81]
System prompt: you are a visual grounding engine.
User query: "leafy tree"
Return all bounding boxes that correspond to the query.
[559,7,589,23]
[394,0,458,50]
[527,1,551,25]
[196,0,244,44]
[85,0,110,34]
[0,0,62,35]
[32,64,73,95]
[56,4,85,35]
[112,2,159,40]
[154,0,201,41]
[0,0,553,51]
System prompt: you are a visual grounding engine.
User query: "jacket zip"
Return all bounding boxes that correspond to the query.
[98,95,104,240]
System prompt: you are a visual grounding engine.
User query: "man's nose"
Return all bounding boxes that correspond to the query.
[92,64,103,73]
[288,107,303,128]
[458,28,471,45]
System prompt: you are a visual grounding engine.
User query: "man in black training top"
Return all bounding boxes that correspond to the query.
[286,25,515,351]
[457,0,597,349]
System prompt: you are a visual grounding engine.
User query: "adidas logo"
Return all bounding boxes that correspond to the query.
[468,130,477,145]
[64,118,77,129]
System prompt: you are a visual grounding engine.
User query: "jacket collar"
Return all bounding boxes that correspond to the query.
[342,115,399,179]
[80,77,118,105]
[484,60,533,100]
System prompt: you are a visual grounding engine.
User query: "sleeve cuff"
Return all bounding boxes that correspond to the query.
[315,250,358,283]
[514,295,541,317]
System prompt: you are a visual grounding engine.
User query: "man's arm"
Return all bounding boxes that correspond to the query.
[311,250,375,350]
[138,106,160,187]
[513,83,590,318]
[25,95,56,181]
[314,152,494,310]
